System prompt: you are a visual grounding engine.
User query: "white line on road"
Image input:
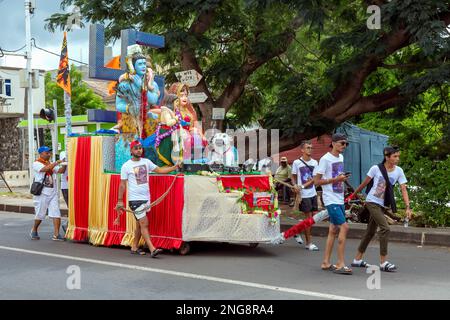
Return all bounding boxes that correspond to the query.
[0,245,360,300]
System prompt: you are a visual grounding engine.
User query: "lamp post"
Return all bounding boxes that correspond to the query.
[25,0,35,185]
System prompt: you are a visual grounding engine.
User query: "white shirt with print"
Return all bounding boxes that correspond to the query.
[120,158,157,201]
[365,165,407,207]
[32,162,58,196]
[316,152,345,206]
[292,158,318,199]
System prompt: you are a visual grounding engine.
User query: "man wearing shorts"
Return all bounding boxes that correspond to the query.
[314,133,352,275]
[291,140,319,251]
[116,140,179,258]
[30,146,67,241]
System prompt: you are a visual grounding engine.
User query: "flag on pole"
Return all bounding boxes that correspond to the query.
[56,32,71,95]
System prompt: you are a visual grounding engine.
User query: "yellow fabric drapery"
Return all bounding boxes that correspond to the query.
[66,137,78,240]
[88,136,110,245]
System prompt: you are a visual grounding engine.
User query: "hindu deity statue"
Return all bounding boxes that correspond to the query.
[114,46,161,169]
[154,83,207,167]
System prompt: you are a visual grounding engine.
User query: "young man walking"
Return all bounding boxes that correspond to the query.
[348,146,412,272]
[314,133,352,275]
[30,146,66,241]
[116,140,179,258]
[291,140,319,251]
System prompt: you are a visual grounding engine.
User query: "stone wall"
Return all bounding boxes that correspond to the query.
[0,117,23,171]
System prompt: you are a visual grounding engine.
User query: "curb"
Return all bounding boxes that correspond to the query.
[280,220,450,247]
[0,204,68,217]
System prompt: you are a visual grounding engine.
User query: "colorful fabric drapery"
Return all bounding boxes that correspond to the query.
[67,135,184,249]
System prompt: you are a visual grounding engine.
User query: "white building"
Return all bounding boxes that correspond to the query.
[0,66,45,116]
[0,66,45,174]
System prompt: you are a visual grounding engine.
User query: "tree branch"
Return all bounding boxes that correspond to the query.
[216,14,304,112]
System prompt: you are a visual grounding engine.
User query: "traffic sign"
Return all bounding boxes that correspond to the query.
[188,92,208,104]
[212,108,225,120]
[175,69,203,87]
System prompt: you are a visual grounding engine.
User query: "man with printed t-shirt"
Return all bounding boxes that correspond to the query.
[314,133,352,275]
[291,140,319,251]
[347,146,412,272]
[116,140,180,258]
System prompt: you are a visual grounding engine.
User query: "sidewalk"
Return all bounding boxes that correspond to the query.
[1,187,449,247]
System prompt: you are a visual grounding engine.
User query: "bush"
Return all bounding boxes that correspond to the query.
[399,156,450,227]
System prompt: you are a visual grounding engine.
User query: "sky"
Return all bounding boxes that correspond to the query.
[0,0,120,71]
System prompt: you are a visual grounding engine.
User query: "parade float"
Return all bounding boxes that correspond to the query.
[64,43,280,254]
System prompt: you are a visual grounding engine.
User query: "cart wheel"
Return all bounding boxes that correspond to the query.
[179,242,191,255]
[248,243,259,248]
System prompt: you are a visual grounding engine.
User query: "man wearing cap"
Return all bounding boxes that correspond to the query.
[116,140,180,258]
[274,157,292,204]
[314,133,352,275]
[30,146,67,241]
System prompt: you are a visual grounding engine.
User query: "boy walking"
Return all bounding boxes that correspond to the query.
[314,133,352,275]
[291,140,319,251]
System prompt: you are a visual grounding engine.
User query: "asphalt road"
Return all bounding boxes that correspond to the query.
[0,211,449,300]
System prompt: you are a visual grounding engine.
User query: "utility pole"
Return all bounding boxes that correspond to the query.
[25,0,35,185]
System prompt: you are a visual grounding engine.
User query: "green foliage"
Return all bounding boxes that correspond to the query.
[402,156,450,227]
[45,65,107,116]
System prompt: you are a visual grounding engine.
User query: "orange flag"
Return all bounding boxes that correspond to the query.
[106,56,121,95]
[56,32,71,95]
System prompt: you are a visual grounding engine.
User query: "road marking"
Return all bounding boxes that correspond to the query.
[0,245,360,300]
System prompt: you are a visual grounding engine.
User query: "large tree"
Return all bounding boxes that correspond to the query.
[46,0,450,152]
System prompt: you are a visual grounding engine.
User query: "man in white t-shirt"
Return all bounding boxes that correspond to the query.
[30,146,67,241]
[290,140,319,251]
[314,133,352,275]
[116,140,180,258]
[347,146,412,272]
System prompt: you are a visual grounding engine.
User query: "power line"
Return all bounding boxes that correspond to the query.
[31,38,89,66]
[1,44,26,52]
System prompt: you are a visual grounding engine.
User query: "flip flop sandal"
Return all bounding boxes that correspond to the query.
[351,260,370,268]
[333,266,353,275]
[150,248,163,258]
[380,262,397,272]
[130,249,146,255]
[321,264,337,271]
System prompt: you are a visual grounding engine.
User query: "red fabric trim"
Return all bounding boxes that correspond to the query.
[104,174,127,246]
[147,175,184,250]
[73,137,91,241]
[283,217,315,239]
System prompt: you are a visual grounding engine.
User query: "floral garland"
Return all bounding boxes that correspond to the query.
[154,109,183,148]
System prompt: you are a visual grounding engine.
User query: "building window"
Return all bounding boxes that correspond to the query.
[0,79,3,95]
[5,79,11,96]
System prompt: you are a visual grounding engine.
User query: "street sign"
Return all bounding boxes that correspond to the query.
[212,108,225,120]
[175,69,203,87]
[189,92,208,104]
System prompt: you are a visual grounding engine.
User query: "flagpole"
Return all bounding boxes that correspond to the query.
[57,31,72,152]
[64,90,72,151]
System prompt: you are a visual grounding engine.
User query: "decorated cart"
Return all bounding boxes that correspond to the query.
[65,135,280,254]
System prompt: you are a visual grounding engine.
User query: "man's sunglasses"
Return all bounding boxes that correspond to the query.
[336,141,349,146]
[133,146,143,150]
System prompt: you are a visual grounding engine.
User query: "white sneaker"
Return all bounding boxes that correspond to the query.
[294,234,304,245]
[305,243,319,251]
